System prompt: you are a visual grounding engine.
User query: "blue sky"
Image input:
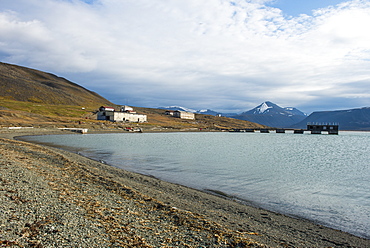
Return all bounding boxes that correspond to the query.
[1,0,370,114]
[268,0,347,16]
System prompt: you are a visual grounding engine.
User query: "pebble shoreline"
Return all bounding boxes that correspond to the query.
[1,129,369,247]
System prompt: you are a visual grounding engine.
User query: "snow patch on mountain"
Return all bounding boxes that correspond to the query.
[198,109,208,113]
[255,102,273,114]
[161,106,197,113]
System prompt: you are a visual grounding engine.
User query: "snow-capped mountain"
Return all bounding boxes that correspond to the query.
[159,106,198,113]
[249,101,306,116]
[196,109,222,115]
[196,109,239,116]
[253,101,273,114]
[231,101,307,128]
[159,106,224,116]
[158,103,370,130]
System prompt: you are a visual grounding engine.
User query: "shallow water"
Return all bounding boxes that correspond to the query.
[22,131,370,239]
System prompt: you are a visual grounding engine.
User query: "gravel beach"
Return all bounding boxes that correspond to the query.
[1,128,369,247]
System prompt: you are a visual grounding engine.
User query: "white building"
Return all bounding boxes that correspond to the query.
[173,111,195,120]
[97,106,147,123]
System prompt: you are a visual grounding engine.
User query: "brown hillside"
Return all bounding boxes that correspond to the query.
[0,62,113,107]
[0,62,267,131]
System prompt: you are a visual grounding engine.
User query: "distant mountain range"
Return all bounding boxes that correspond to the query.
[1,62,369,131]
[161,102,370,130]
[230,101,307,128]
[161,102,307,128]
[159,106,237,116]
[159,106,198,113]
[292,107,370,131]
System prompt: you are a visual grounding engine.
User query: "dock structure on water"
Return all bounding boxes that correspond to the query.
[229,123,339,135]
[260,129,270,133]
[306,123,339,135]
[276,129,286,133]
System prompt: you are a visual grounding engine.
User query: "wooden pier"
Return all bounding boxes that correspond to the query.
[229,123,339,135]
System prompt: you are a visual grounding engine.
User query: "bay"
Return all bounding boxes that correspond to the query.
[21,131,370,239]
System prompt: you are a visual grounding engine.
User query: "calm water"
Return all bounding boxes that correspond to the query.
[21,131,370,239]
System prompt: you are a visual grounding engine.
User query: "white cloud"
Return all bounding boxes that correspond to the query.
[1,0,370,112]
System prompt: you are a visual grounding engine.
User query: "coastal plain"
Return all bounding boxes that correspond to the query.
[1,128,369,247]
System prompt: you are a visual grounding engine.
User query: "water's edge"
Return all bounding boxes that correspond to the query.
[17,132,370,240]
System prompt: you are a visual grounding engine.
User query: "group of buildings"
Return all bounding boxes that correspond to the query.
[97,106,339,134]
[97,106,195,123]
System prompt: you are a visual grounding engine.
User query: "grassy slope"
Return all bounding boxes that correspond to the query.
[0,97,267,130]
[0,62,113,107]
[0,62,268,130]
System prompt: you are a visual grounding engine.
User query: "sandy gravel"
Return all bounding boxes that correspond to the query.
[1,128,369,247]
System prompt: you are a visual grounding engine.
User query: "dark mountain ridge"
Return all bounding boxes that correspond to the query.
[0,62,113,107]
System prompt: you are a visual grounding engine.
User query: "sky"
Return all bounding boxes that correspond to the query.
[1,0,370,114]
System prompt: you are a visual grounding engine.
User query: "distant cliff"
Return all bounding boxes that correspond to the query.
[0,62,113,107]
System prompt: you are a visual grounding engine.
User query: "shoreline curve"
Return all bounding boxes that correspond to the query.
[1,128,369,247]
